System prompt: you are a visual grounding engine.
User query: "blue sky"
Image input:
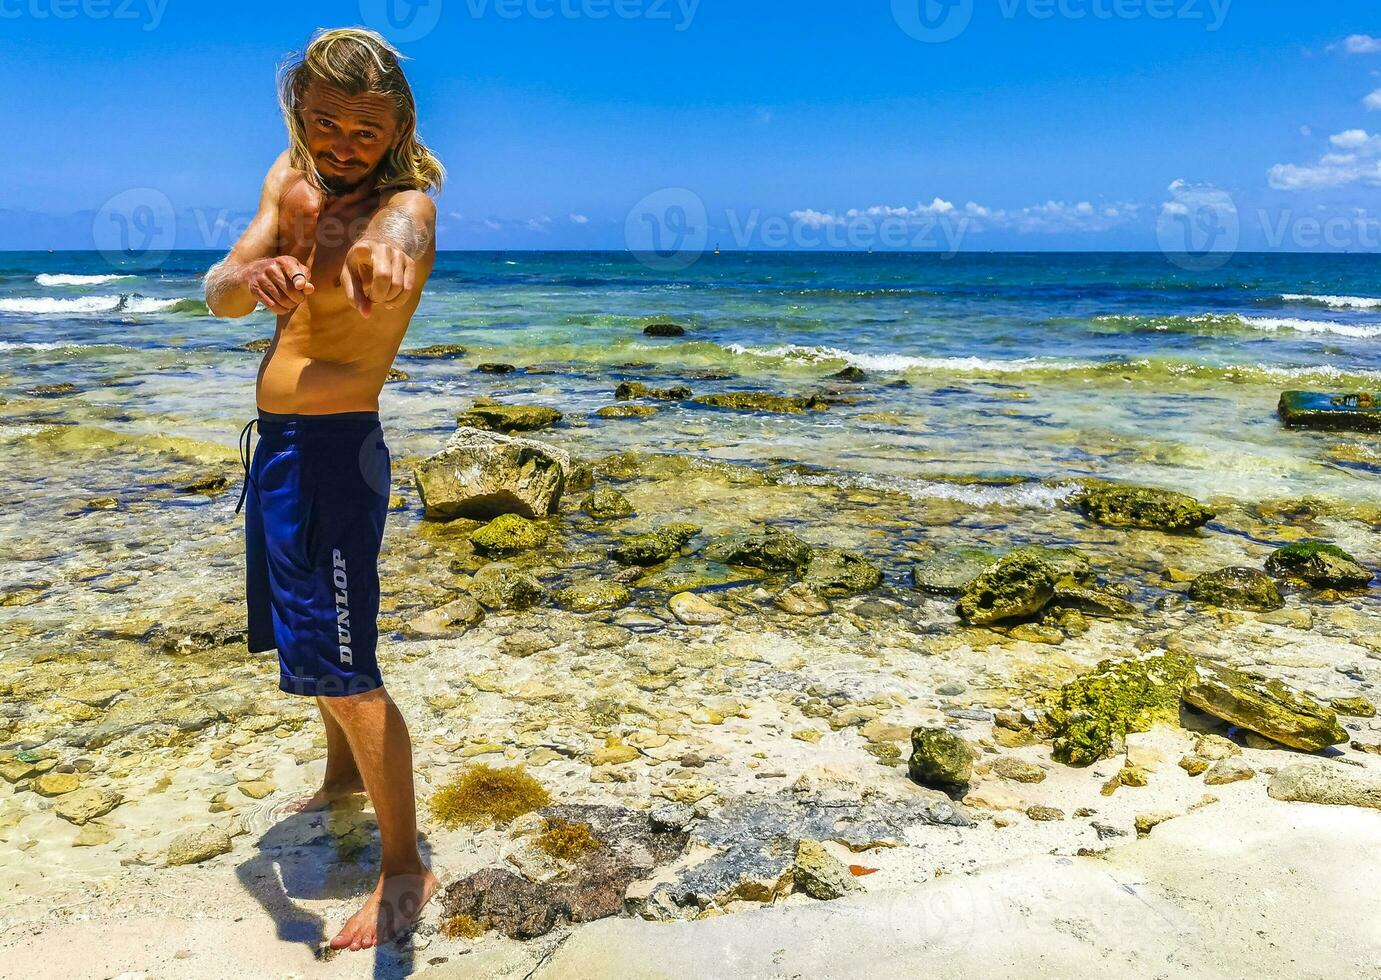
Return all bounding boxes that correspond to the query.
[3,0,1381,251]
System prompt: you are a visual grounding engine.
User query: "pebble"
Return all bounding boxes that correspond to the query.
[1025,805,1064,822]
[165,827,233,867]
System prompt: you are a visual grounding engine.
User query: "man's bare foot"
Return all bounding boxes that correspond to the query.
[285,778,366,814]
[330,868,439,951]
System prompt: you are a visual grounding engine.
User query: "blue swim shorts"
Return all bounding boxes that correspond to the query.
[240,410,391,698]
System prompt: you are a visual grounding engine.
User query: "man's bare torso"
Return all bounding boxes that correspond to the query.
[255,172,435,415]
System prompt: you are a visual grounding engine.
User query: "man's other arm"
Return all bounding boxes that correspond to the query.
[204,152,313,319]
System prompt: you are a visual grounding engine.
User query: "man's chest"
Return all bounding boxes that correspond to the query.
[278,185,381,291]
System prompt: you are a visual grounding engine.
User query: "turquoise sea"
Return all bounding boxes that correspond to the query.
[2,250,1379,513]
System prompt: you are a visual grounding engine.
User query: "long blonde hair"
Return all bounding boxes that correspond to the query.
[279,27,445,195]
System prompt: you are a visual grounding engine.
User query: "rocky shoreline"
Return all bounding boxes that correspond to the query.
[1,384,1379,975]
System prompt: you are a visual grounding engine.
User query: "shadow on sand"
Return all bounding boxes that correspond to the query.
[235,799,435,979]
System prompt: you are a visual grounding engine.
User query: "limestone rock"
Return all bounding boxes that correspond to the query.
[702,527,812,572]
[793,839,861,901]
[1072,483,1215,533]
[615,382,692,401]
[414,427,571,520]
[774,583,831,616]
[33,772,81,797]
[643,322,686,337]
[54,787,122,825]
[1203,758,1255,786]
[556,580,631,613]
[455,404,563,434]
[471,562,547,611]
[1265,541,1373,590]
[800,548,882,597]
[955,550,1062,626]
[1187,567,1283,612]
[1267,763,1381,810]
[669,592,728,626]
[403,343,467,359]
[1025,805,1064,822]
[404,596,485,638]
[907,728,976,791]
[992,757,1046,784]
[581,489,634,520]
[609,524,700,567]
[692,392,828,414]
[595,404,659,419]
[471,513,548,555]
[166,828,233,866]
[1182,662,1347,752]
[910,547,1000,595]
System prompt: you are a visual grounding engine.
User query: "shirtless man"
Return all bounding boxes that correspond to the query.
[203,28,444,951]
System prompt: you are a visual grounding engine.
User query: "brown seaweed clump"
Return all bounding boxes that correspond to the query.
[533,819,602,862]
[439,914,487,939]
[429,765,551,829]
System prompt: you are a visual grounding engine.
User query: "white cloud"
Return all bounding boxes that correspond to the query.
[482,219,502,231]
[789,197,1138,234]
[1342,34,1381,54]
[568,213,589,224]
[1270,128,1381,189]
[1366,90,1381,111]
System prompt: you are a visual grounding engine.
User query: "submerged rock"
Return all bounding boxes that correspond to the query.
[404,343,467,359]
[774,582,831,616]
[455,404,563,433]
[555,580,631,613]
[166,828,233,867]
[829,366,868,382]
[800,548,882,597]
[1265,541,1373,590]
[615,382,692,401]
[1049,583,1137,618]
[691,392,829,414]
[911,547,1000,595]
[1188,567,1284,612]
[595,404,659,419]
[609,524,701,566]
[471,562,547,611]
[907,728,976,791]
[404,596,485,637]
[1072,484,1215,533]
[414,427,570,520]
[643,322,686,337]
[703,527,813,572]
[635,560,758,593]
[477,362,517,374]
[668,592,728,625]
[1043,653,1198,766]
[1278,390,1381,433]
[53,787,122,825]
[582,488,634,520]
[1183,662,1347,752]
[471,514,548,555]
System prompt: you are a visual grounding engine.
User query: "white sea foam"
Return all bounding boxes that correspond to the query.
[725,343,1096,374]
[0,295,190,316]
[774,468,1082,510]
[1281,293,1381,310]
[34,273,137,287]
[1234,315,1381,339]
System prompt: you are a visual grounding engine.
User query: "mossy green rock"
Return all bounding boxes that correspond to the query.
[1050,583,1137,618]
[703,527,813,572]
[615,382,692,401]
[1044,653,1198,767]
[582,489,634,520]
[1188,567,1284,611]
[455,404,563,433]
[955,547,1089,625]
[1073,484,1215,533]
[801,548,882,597]
[555,580,632,612]
[595,404,659,419]
[1183,662,1348,752]
[609,524,701,566]
[1265,541,1373,590]
[405,344,468,359]
[471,514,548,555]
[910,547,1000,595]
[635,560,760,592]
[471,562,546,610]
[907,728,976,790]
[692,392,829,414]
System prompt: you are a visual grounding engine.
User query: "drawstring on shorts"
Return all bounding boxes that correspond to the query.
[236,418,258,515]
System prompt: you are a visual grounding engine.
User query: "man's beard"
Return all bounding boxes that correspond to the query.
[317,162,374,196]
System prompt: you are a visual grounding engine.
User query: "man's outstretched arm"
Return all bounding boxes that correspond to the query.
[339,191,437,319]
[204,152,313,319]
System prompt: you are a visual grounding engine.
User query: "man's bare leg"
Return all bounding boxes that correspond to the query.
[321,687,437,951]
[286,697,366,813]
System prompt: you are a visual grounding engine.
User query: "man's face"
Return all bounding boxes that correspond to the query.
[298,84,401,194]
